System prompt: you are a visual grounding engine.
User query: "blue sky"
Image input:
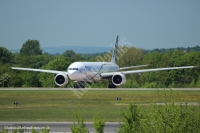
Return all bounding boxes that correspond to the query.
[0,0,200,50]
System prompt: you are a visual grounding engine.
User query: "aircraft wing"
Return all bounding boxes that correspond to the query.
[101,66,195,77]
[119,64,148,70]
[11,67,67,74]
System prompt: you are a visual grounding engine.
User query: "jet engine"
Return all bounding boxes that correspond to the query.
[54,73,68,86]
[112,73,126,86]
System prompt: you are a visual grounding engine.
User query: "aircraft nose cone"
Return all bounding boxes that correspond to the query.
[68,70,78,80]
[68,62,85,81]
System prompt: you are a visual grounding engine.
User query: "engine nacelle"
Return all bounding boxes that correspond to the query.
[112,73,126,86]
[54,73,68,86]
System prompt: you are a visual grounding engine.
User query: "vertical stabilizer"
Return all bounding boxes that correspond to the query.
[111,36,118,63]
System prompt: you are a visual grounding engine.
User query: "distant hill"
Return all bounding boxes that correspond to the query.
[10,45,200,54]
[42,46,111,54]
[10,46,111,54]
[145,45,200,53]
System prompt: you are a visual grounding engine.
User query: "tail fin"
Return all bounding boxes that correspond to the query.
[111,35,118,63]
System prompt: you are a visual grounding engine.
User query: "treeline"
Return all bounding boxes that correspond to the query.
[118,47,200,88]
[0,39,200,88]
[145,45,200,53]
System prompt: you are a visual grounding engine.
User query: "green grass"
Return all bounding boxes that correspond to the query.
[0,90,199,121]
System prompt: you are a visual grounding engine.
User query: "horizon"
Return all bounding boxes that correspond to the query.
[9,44,199,54]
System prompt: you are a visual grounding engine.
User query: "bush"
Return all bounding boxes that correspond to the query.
[118,90,200,133]
[70,112,89,133]
[118,104,145,133]
[93,114,106,133]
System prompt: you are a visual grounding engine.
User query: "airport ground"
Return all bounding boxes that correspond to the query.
[0,88,200,132]
[0,122,119,132]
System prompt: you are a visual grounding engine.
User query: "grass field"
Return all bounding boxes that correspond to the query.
[0,89,199,121]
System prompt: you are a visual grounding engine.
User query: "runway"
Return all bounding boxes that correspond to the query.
[0,88,200,90]
[0,122,119,132]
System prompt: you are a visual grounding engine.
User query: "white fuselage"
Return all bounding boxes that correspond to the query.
[68,62,119,82]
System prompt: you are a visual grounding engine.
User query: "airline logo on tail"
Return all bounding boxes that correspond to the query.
[111,35,118,64]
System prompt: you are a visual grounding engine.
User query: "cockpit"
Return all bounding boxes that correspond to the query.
[67,62,85,81]
[68,68,78,70]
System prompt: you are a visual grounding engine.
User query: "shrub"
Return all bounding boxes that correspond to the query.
[93,114,106,133]
[118,90,200,133]
[70,112,89,133]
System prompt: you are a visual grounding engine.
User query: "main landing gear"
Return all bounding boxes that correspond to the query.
[108,78,117,88]
[108,84,117,88]
[73,82,85,88]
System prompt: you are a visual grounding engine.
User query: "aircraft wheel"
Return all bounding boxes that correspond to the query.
[108,84,116,88]
[74,82,85,88]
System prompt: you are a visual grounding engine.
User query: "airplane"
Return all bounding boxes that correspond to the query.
[11,36,195,88]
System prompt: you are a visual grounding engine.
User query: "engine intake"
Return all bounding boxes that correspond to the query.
[54,73,68,86]
[112,73,126,86]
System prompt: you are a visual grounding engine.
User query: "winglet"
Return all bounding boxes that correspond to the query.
[111,35,118,63]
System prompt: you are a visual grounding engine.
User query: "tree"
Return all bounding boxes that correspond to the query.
[22,72,41,87]
[142,51,164,68]
[70,112,89,133]
[0,73,10,87]
[147,91,200,133]
[71,54,85,62]
[118,104,144,133]
[39,56,70,87]
[15,53,52,68]
[63,50,75,58]
[93,114,106,133]
[171,50,185,66]
[118,47,144,67]
[35,54,52,68]
[20,40,42,56]
[63,50,85,62]
[16,55,37,68]
[8,72,23,87]
[0,47,14,64]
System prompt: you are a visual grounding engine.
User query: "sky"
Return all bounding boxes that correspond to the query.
[0,0,200,51]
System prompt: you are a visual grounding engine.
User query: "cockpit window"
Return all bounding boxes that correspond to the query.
[68,68,78,70]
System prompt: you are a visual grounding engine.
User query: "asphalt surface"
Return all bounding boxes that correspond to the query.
[0,88,200,90]
[0,122,119,132]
